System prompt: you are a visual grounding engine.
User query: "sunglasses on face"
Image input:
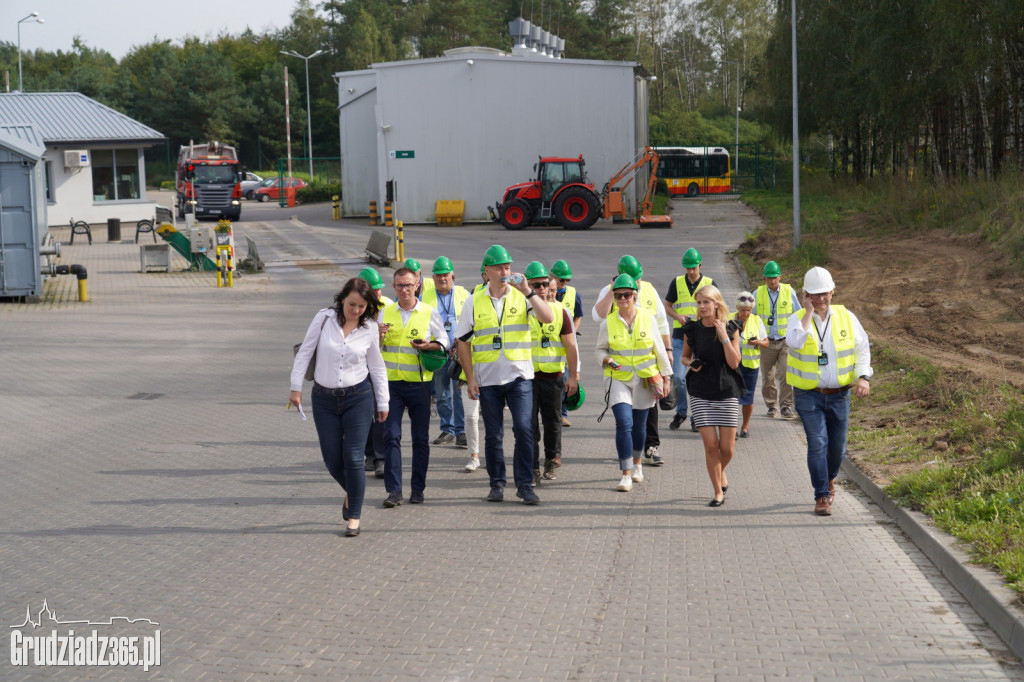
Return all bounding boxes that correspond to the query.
[613,292,634,300]
[529,281,549,289]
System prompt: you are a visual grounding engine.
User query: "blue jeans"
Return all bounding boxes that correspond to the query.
[671,336,689,417]
[738,365,759,406]
[479,377,535,490]
[611,403,649,471]
[311,379,374,519]
[794,388,851,500]
[384,380,432,494]
[434,359,465,436]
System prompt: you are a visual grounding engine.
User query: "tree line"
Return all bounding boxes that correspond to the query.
[762,0,1024,181]
[3,0,1019,184]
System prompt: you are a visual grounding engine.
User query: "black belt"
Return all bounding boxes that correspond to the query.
[313,378,370,396]
[812,385,852,395]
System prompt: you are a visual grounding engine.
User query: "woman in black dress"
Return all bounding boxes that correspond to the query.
[681,285,743,507]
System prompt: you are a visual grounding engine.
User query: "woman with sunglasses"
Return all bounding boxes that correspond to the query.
[681,285,743,507]
[730,291,769,438]
[595,274,672,492]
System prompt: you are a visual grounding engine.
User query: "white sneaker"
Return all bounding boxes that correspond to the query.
[631,463,644,483]
[464,456,481,472]
[617,474,633,492]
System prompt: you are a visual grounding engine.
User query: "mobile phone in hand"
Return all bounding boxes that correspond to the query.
[689,358,704,370]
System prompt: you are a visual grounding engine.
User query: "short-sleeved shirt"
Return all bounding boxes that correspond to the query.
[454,287,535,387]
[665,274,715,340]
[682,319,743,400]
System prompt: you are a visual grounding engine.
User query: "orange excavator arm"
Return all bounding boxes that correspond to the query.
[601,146,672,227]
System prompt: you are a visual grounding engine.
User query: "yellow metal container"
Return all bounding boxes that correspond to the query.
[435,200,464,226]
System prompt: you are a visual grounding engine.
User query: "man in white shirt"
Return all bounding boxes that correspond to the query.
[785,266,872,517]
[456,245,553,505]
[378,267,448,507]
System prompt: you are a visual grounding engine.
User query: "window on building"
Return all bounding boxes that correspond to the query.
[44,160,54,203]
[91,148,140,201]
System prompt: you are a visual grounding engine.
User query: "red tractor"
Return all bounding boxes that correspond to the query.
[489,155,602,230]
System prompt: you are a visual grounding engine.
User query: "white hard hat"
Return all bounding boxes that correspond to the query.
[803,266,835,294]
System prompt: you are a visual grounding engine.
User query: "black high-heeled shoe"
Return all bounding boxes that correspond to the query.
[345,524,360,537]
[708,497,725,507]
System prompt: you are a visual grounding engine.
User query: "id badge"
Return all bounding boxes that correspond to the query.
[818,352,829,366]
[541,335,550,348]
[767,315,775,326]
[444,320,452,332]
[492,335,502,350]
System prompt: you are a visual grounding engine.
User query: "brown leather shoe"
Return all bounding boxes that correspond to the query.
[828,479,836,504]
[815,497,832,516]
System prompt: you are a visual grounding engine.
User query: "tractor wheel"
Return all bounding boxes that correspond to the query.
[555,187,600,230]
[500,199,531,230]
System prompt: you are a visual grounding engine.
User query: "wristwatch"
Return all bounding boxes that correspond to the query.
[858,375,870,382]
[526,291,536,299]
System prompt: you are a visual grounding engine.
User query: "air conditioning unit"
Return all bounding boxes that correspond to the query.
[64,150,90,168]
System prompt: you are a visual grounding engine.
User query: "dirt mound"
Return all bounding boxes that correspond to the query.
[827,228,1024,387]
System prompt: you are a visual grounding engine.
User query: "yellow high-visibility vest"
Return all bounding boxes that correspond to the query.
[604,310,658,381]
[756,283,796,336]
[672,275,713,328]
[470,287,531,364]
[419,277,435,299]
[786,305,857,389]
[729,312,766,369]
[422,285,468,325]
[381,303,436,382]
[559,285,578,317]
[611,280,660,318]
[530,301,566,372]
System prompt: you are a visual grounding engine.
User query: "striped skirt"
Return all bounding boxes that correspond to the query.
[690,395,740,428]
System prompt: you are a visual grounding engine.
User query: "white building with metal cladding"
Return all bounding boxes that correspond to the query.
[335,46,650,224]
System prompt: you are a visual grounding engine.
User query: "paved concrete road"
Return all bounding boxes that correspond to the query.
[2,200,1021,680]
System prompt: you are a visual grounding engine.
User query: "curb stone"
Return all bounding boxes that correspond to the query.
[843,457,1024,660]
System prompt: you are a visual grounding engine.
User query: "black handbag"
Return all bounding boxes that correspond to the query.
[659,381,678,411]
[294,316,328,382]
[447,346,464,381]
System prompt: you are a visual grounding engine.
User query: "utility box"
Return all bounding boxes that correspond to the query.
[435,200,465,226]
[189,225,213,254]
[0,124,47,299]
[140,243,171,272]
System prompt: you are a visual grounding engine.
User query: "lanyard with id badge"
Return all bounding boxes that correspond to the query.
[813,316,831,366]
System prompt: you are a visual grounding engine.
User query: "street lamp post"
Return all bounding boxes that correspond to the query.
[281,49,325,180]
[791,0,801,249]
[17,12,45,92]
[723,59,740,176]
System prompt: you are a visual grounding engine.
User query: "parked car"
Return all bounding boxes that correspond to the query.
[239,172,264,198]
[244,177,275,200]
[251,177,308,202]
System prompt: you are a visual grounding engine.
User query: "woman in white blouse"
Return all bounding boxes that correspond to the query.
[290,278,390,536]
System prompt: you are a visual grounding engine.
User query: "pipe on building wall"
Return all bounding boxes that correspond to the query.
[42,263,88,302]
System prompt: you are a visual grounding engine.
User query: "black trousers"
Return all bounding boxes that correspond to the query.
[532,373,565,467]
[645,404,660,449]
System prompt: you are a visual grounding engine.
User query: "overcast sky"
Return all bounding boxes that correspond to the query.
[5,0,298,60]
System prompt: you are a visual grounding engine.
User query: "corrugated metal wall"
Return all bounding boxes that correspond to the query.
[337,53,642,223]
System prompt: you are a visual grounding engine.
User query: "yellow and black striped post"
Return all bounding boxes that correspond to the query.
[395,221,405,262]
[216,245,234,288]
[384,201,394,226]
[369,201,378,225]
[332,195,340,220]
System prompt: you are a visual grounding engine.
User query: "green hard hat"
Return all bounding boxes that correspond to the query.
[763,260,781,277]
[482,244,513,267]
[419,348,447,372]
[612,273,638,291]
[404,258,421,273]
[564,384,586,411]
[550,259,573,279]
[682,248,702,268]
[357,267,385,290]
[480,263,486,273]
[432,256,454,275]
[617,255,643,279]
[524,261,549,280]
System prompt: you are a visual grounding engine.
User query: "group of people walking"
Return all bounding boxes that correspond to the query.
[290,245,872,536]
